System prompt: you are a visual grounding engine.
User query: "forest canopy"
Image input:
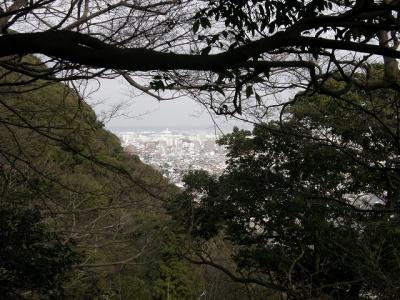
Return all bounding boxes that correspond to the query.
[2,1,400,118]
[0,55,257,299]
[171,72,400,299]
[1,1,400,299]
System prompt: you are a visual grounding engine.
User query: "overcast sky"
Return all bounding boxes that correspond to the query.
[87,78,248,133]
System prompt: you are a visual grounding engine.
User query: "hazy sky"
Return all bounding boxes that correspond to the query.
[87,77,246,132]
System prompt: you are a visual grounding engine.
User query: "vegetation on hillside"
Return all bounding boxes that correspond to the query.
[2,1,400,299]
[0,56,260,299]
[0,59,183,298]
[171,72,400,299]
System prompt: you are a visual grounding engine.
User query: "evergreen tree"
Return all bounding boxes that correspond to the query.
[173,72,400,299]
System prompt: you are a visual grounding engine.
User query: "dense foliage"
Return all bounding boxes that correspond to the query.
[2,0,400,295]
[172,75,400,299]
[0,57,259,299]
[0,59,185,298]
[0,206,78,299]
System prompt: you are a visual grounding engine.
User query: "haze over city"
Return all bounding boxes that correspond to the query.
[88,78,233,131]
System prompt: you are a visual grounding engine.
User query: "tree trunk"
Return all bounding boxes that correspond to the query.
[378,30,400,82]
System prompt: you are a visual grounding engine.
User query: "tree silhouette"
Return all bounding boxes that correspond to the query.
[172,72,400,299]
[1,1,400,116]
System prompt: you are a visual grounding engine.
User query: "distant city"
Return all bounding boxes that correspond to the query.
[115,128,227,186]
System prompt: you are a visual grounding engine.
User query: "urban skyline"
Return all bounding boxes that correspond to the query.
[116,128,227,186]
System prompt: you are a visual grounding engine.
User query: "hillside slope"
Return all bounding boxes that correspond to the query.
[0,57,200,299]
[0,56,262,299]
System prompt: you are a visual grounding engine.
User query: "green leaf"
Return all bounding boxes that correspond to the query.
[192,20,200,33]
[200,17,211,29]
[246,86,253,98]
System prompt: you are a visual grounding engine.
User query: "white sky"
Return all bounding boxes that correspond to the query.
[87,78,248,133]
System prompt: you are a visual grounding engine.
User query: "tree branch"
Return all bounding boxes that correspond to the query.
[1,31,400,73]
